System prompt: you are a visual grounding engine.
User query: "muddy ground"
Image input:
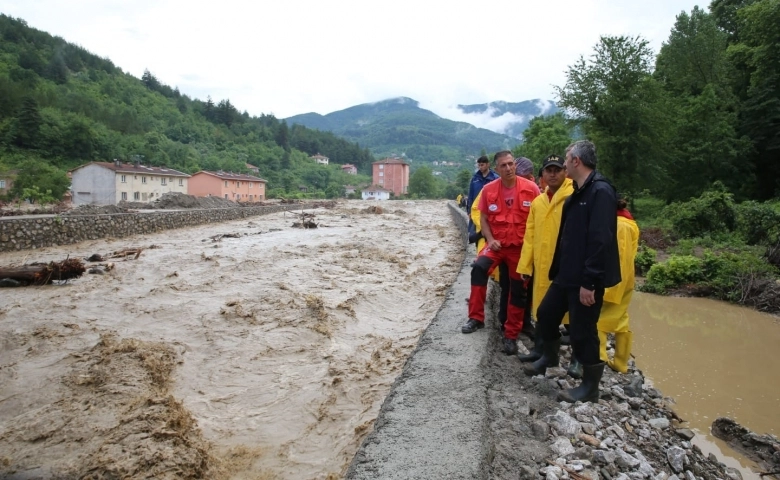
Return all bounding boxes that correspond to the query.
[0,200,463,479]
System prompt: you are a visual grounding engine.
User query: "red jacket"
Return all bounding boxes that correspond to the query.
[480,177,540,246]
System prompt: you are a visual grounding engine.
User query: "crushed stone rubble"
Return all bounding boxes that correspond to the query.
[513,339,748,480]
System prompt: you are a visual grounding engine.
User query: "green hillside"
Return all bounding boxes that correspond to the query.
[0,15,374,201]
[286,97,519,165]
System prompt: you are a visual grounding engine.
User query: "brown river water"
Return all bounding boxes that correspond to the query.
[0,201,463,479]
[630,291,780,479]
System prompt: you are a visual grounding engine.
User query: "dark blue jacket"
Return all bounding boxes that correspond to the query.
[549,171,621,290]
[466,169,499,213]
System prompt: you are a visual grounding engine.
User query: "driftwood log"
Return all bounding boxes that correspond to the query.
[0,258,86,286]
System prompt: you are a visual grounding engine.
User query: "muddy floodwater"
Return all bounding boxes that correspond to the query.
[0,200,463,479]
[630,291,780,478]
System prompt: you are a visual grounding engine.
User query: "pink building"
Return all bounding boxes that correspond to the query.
[372,158,409,197]
[189,170,267,202]
[341,164,357,175]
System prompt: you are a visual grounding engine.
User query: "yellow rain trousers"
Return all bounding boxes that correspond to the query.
[599,215,639,372]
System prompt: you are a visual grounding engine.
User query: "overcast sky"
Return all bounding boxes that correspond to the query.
[3,0,705,126]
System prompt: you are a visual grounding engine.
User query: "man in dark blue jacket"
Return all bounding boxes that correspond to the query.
[523,140,621,404]
[466,155,499,246]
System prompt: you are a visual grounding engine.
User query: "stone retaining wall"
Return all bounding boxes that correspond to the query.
[0,205,301,252]
[447,201,469,245]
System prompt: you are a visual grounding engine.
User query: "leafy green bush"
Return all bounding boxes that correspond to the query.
[634,243,657,276]
[699,250,777,302]
[664,182,737,239]
[642,255,703,294]
[735,201,780,245]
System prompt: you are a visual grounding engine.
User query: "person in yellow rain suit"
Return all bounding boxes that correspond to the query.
[598,198,640,373]
[516,155,574,365]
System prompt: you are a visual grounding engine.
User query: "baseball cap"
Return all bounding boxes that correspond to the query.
[515,157,534,177]
[542,154,565,170]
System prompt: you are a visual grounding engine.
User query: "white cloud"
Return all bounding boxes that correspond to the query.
[3,0,703,118]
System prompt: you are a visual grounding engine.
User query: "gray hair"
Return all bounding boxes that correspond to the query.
[567,140,597,169]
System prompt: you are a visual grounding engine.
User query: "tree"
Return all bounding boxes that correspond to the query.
[555,35,665,195]
[408,166,438,198]
[653,7,749,201]
[12,96,42,148]
[455,168,471,194]
[512,112,573,164]
[10,158,70,201]
[727,0,780,198]
[655,7,731,96]
[275,120,290,152]
[661,85,750,201]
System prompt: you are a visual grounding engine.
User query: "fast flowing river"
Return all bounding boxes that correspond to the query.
[630,291,780,479]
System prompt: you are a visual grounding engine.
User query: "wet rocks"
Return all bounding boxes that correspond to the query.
[675,429,695,441]
[649,418,671,430]
[666,446,686,473]
[545,410,581,437]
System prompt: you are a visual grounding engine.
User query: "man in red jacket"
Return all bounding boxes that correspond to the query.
[462,151,540,355]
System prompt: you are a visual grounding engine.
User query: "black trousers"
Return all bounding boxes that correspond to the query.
[537,282,604,365]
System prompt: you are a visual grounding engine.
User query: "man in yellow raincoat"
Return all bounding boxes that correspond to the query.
[516,155,574,364]
[598,198,639,373]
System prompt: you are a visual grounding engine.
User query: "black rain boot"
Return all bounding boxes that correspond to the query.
[567,358,583,379]
[518,335,543,363]
[523,338,560,376]
[558,362,605,403]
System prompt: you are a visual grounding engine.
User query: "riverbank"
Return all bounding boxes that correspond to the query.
[348,204,757,480]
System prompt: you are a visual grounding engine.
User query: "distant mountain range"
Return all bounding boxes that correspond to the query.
[456,100,559,139]
[285,97,553,165]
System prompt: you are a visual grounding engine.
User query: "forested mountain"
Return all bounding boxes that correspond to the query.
[285,97,519,164]
[457,100,560,138]
[0,15,374,200]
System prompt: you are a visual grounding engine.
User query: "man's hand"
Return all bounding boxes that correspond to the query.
[579,287,595,306]
[487,238,502,251]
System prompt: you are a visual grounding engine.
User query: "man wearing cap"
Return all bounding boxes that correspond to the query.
[466,156,499,240]
[462,151,540,356]
[523,140,621,404]
[517,155,574,366]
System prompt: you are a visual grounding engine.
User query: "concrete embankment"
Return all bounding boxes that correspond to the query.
[347,202,745,480]
[347,202,494,479]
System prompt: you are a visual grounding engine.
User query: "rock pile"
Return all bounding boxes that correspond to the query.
[482,286,749,480]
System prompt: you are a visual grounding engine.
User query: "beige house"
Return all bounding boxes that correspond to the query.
[70,161,190,205]
[311,154,329,165]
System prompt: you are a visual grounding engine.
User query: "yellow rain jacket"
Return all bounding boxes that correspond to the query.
[470,190,500,281]
[599,215,640,333]
[516,178,574,320]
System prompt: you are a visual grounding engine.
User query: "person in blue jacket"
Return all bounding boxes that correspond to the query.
[466,155,499,246]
